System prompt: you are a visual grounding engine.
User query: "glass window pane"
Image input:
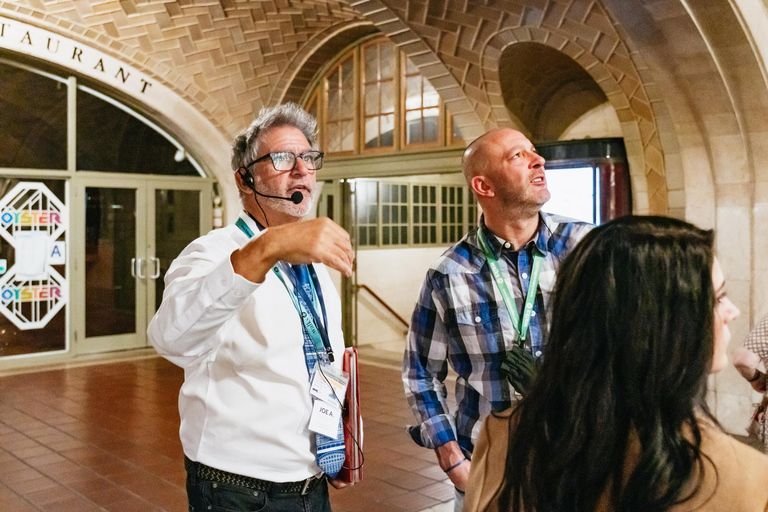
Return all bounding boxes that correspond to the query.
[405,57,418,75]
[364,46,378,83]
[424,113,439,143]
[413,227,420,244]
[369,226,377,245]
[328,123,341,153]
[327,69,340,120]
[0,63,67,170]
[406,76,422,109]
[400,226,407,243]
[381,43,394,79]
[342,121,354,152]
[369,205,378,223]
[85,187,136,337]
[381,114,395,147]
[359,227,367,246]
[341,59,355,112]
[154,189,200,309]
[365,84,379,116]
[423,79,439,107]
[364,117,380,149]
[401,205,407,221]
[381,81,395,113]
[77,89,198,175]
[383,226,390,245]
[430,226,436,243]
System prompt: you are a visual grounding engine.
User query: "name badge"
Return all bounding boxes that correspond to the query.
[310,363,348,406]
[308,399,342,439]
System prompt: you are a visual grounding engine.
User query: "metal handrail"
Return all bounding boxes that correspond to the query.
[356,284,409,332]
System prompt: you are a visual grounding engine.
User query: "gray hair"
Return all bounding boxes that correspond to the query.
[230,102,318,171]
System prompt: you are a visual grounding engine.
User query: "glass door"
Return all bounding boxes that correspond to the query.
[74,177,210,354]
[147,180,211,315]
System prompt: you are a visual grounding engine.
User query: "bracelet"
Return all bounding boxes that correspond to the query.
[748,370,763,382]
[443,458,467,473]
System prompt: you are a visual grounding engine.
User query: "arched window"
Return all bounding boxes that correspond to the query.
[0,57,204,176]
[306,37,473,250]
[309,37,465,155]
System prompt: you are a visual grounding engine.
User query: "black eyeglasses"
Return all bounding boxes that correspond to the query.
[246,150,324,172]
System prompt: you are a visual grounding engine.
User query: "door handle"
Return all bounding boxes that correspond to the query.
[130,257,137,278]
[149,257,161,279]
[136,258,146,279]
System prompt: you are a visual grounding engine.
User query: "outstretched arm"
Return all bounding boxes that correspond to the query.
[232,217,353,282]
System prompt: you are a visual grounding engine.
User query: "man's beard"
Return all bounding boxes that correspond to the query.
[253,178,313,218]
[497,183,550,217]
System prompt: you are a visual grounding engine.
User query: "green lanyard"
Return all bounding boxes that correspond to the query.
[476,227,543,346]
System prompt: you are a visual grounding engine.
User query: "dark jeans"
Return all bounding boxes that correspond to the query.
[186,466,332,512]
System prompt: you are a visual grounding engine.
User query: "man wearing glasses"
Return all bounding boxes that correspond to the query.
[149,103,354,511]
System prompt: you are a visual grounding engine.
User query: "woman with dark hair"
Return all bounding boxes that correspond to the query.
[464,215,768,512]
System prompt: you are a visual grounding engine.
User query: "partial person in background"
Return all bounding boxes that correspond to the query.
[733,313,768,393]
[403,128,592,511]
[465,215,768,512]
[149,103,354,512]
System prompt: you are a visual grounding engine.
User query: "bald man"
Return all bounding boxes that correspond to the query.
[402,129,592,511]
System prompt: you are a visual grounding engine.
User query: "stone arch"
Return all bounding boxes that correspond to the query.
[481,25,667,215]
[0,2,229,134]
[271,21,379,106]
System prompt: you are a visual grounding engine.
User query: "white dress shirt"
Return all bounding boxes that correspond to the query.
[148,211,345,482]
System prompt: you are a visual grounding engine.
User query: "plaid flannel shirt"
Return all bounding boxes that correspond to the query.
[403,212,593,456]
[744,314,768,363]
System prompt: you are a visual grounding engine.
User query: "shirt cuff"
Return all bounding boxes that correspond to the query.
[407,414,457,449]
[204,252,260,307]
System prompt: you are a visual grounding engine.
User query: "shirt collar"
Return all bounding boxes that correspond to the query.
[239,210,266,233]
[477,213,551,257]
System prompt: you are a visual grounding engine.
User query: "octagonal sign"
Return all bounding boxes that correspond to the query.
[0,182,68,330]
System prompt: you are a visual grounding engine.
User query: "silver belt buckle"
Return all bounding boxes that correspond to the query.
[301,475,316,495]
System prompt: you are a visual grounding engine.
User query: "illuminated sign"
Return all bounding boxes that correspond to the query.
[0,210,63,227]
[0,183,68,330]
[1,285,63,303]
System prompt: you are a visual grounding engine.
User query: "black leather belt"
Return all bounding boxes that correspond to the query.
[184,457,323,495]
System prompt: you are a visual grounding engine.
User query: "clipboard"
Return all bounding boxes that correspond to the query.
[336,346,363,483]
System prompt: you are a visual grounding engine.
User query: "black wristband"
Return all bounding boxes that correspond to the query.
[748,370,762,382]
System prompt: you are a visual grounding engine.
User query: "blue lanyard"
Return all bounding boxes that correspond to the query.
[235,216,334,362]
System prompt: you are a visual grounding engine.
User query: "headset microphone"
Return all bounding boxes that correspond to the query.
[251,187,304,205]
[289,191,304,204]
[239,168,305,205]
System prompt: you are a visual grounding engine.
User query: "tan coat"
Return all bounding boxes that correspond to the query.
[465,409,768,512]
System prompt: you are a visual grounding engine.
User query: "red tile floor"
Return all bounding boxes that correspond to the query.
[0,351,456,511]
